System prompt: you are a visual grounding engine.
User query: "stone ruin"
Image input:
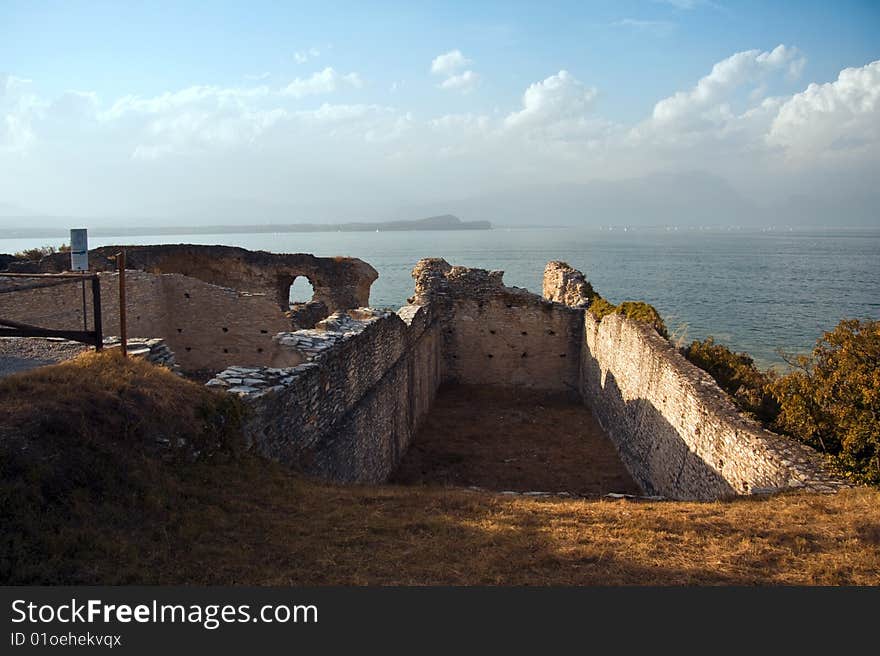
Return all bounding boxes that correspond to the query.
[1,245,845,500]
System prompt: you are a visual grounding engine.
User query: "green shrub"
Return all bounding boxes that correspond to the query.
[588,296,617,320]
[588,296,668,338]
[13,244,69,260]
[684,337,779,423]
[616,301,668,339]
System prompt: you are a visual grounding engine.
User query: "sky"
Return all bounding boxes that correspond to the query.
[1,0,879,226]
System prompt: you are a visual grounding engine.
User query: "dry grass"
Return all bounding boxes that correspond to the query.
[146,467,880,586]
[1,353,879,585]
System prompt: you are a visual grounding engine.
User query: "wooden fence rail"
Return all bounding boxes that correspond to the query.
[0,273,103,349]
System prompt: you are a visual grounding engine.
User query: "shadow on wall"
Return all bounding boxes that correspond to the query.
[586,358,737,500]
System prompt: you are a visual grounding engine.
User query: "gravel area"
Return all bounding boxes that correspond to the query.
[0,337,89,378]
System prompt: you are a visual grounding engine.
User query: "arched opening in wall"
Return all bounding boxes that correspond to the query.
[286,276,329,329]
[288,276,315,306]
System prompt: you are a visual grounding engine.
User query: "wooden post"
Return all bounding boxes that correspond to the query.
[91,274,103,351]
[81,273,88,331]
[117,250,127,357]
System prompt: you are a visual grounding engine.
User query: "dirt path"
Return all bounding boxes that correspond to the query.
[391,384,641,496]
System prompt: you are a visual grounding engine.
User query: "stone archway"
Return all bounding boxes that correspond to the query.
[288,276,316,305]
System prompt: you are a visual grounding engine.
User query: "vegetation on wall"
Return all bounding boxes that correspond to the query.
[589,295,669,339]
[685,319,880,485]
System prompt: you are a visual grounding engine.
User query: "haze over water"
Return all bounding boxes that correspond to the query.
[4,226,878,369]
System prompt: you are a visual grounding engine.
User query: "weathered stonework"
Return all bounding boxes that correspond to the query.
[542,261,595,308]
[8,243,378,316]
[411,258,582,392]
[236,305,441,483]
[103,336,180,372]
[2,246,844,499]
[540,262,845,500]
[0,270,299,372]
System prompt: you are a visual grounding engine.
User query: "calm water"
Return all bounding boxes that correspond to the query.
[3,227,878,368]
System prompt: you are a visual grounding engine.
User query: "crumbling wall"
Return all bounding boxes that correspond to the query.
[580,313,843,499]
[0,270,298,372]
[236,305,441,483]
[543,260,595,307]
[540,261,844,500]
[411,258,582,392]
[8,244,378,316]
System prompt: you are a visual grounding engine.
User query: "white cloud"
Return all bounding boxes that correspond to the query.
[431,50,480,93]
[1,48,878,223]
[504,70,598,130]
[768,59,880,159]
[293,47,321,64]
[101,85,270,120]
[624,44,807,154]
[281,67,363,98]
[431,50,471,76]
[0,75,43,152]
[439,70,480,93]
[429,113,490,134]
[650,45,803,126]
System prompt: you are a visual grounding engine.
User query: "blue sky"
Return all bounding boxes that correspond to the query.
[1,1,879,223]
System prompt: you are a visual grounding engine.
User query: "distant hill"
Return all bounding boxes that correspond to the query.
[0,214,491,239]
[396,172,765,227]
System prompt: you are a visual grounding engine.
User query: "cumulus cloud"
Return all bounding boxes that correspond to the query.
[623,44,808,155]
[431,50,479,93]
[0,75,42,152]
[101,85,270,120]
[504,70,598,130]
[1,47,878,222]
[768,59,880,159]
[439,70,480,93]
[651,45,803,125]
[293,47,321,64]
[281,67,363,98]
[430,50,470,76]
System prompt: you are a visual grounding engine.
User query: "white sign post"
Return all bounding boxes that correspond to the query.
[70,228,88,271]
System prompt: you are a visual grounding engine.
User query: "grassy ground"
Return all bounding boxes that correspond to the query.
[1,353,878,585]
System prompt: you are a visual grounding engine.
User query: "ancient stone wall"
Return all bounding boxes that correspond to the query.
[412,258,582,392]
[539,262,843,500]
[542,260,595,307]
[236,305,441,483]
[580,312,843,499]
[0,271,298,372]
[6,244,378,316]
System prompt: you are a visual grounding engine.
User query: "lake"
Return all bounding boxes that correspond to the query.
[2,226,878,368]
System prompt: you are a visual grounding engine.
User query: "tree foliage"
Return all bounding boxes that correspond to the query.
[685,320,880,485]
[684,337,778,423]
[769,319,880,484]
